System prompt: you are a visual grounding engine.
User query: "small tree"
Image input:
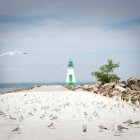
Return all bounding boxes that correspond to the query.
[91,59,120,84]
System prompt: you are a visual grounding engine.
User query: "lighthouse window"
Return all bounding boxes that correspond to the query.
[69,75,73,81]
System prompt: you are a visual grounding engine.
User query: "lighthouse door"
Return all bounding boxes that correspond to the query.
[69,75,73,82]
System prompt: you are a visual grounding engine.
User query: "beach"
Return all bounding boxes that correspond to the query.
[0,85,140,140]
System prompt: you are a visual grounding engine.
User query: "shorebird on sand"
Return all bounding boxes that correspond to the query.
[12,124,22,134]
[114,123,128,136]
[123,119,133,126]
[47,122,55,129]
[82,124,87,132]
[97,122,108,132]
[131,120,140,127]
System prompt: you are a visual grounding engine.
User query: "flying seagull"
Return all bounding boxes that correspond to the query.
[0,51,28,57]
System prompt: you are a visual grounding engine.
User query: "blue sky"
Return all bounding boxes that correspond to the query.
[0,0,140,83]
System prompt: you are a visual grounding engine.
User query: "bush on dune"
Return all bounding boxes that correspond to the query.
[91,59,120,84]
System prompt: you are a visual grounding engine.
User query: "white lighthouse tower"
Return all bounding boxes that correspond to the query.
[66,60,76,86]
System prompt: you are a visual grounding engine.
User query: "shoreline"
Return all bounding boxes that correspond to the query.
[0,86,37,95]
[0,82,96,95]
[0,84,66,95]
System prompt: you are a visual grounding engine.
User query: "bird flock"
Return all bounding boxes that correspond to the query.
[0,90,140,139]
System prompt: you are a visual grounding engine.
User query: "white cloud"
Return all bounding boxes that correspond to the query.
[0,22,140,52]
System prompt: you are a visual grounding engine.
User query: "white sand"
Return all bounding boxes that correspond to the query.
[0,86,140,140]
[21,85,69,92]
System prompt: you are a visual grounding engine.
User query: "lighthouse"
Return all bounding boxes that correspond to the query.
[66,60,76,86]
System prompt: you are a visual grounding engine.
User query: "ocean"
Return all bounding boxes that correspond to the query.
[0,82,95,94]
[0,83,55,94]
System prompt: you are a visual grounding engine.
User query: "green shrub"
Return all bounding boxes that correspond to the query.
[91,59,120,84]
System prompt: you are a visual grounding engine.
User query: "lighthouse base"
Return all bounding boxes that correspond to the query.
[65,82,77,86]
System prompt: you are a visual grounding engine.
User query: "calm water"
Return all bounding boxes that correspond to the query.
[0,83,57,94]
[0,82,95,94]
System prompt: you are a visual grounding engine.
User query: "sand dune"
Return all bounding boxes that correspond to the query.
[0,86,140,140]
